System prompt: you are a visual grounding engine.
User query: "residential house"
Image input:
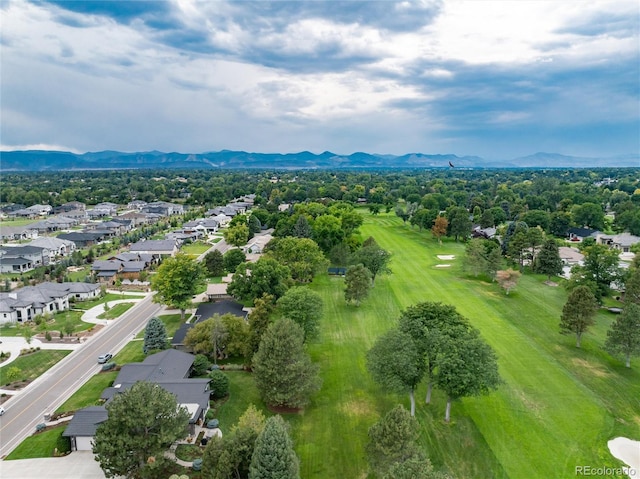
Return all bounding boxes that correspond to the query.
[115,212,149,228]
[92,260,124,284]
[567,227,600,242]
[63,349,210,451]
[28,237,76,260]
[129,239,179,259]
[87,202,118,219]
[0,225,39,241]
[0,245,49,270]
[244,233,273,255]
[596,233,640,253]
[182,218,219,235]
[472,226,497,240]
[29,216,78,233]
[10,204,54,218]
[126,200,148,211]
[0,282,100,324]
[141,201,184,216]
[57,231,106,248]
[53,201,86,214]
[558,246,585,279]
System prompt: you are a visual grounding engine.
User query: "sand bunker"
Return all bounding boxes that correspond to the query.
[435,264,451,268]
[437,255,456,260]
[607,437,639,477]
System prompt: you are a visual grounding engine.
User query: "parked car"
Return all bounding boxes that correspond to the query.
[97,353,113,364]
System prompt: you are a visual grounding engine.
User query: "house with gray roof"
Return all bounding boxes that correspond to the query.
[28,236,76,259]
[0,245,49,271]
[29,216,78,232]
[129,239,178,258]
[63,349,210,451]
[57,231,105,248]
[596,232,640,253]
[182,218,219,235]
[141,201,184,216]
[0,281,100,324]
[0,225,39,241]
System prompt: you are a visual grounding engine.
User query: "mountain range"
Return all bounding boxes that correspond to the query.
[0,150,637,171]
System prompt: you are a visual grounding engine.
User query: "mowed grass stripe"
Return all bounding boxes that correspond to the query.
[361,214,632,479]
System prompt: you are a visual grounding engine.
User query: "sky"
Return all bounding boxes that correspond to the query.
[1,0,639,160]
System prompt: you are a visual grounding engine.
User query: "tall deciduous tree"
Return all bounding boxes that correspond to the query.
[560,285,599,348]
[366,405,422,476]
[624,268,640,305]
[253,318,321,409]
[582,244,620,299]
[351,242,392,285]
[435,332,502,422]
[249,415,300,479]
[605,303,640,368]
[228,257,292,303]
[292,215,313,238]
[142,316,168,354]
[431,216,448,244]
[276,287,324,341]
[367,328,424,416]
[151,253,205,319]
[245,294,275,365]
[448,207,472,242]
[344,264,372,306]
[223,248,247,273]
[93,381,190,479]
[204,249,225,277]
[224,224,250,247]
[485,246,503,280]
[264,236,328,283]
[534,239,563,280]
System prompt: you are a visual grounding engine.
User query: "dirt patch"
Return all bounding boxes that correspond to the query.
[267,404,303,414]
[572,358,611,378]
[544,280,559,287]
[339,399,375,417]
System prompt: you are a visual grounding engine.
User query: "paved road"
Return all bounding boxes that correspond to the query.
[0,295,163,458]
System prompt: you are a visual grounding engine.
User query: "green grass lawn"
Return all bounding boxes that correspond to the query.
[289,212,636,479]
[0,350,71,384]
[5,424,70,460]
[97,302,134,319]
[0,309,90,337]
[55,371,118,413]
[181,241,211,256]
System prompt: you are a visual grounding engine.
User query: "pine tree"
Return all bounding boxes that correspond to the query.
[249,416,300,479]
[605,303,640,368]
[463,239,487,277]
[252,318,321,409]
[485,246,503,280]
[560,285,598,348]
[534,239,563,280]
[143,316,169,354]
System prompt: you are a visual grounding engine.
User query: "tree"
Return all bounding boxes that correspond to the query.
[5,366,21,384]
[463,239,488,277]
[208,370,230,399]
[485,246,503,280]
[249,415,300,479]
[507,230,529,271]
[151,254,205,319]
[582,244,621,299]
[605,303,640,368]
[624,268,640,305]
[448,207,472,242]
[395,205,409,223]
[411,209,437,231]
[184,313,248,363]
[560,285,599,348]
[265,236,328,283]
[192,353,210,376]
[495,268,521,294]
[312,214,345,254]
[245,294,275,365]
[534,239,563,280]
[573,202,605,230]
[22,327,34,345]
[228,257,292,303]
[224,224,250,247]
[480,209,495,228]
[248,215,262,238]
[351,243,392,285]
[223,248,247,273]
[63,321,75,337]
[367,328,424,416]
[398,302,469,404]
[203,405,266,479]
[143,316,168,354]
[252,318,321,409]
[384,456,449,479]
[431,216,448,244]
[344,264,372,306]
[204,249,225,277]
[435,332,502,422]
[366,405,421,476]
[93,381,190,479]
[328,242,350,267]
[276,287,324,341]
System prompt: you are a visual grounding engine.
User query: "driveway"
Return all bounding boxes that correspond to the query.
[0,452,105,479]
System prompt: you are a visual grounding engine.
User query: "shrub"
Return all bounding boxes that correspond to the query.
[208,370,229,399]
[45,331,52,341]
[101,362,116,371]
[191,354,210,377]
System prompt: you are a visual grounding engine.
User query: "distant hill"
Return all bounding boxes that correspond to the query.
[0,149,637,171]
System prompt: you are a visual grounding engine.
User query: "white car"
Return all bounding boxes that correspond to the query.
[97,353,113,364]
[0,406,5,416]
